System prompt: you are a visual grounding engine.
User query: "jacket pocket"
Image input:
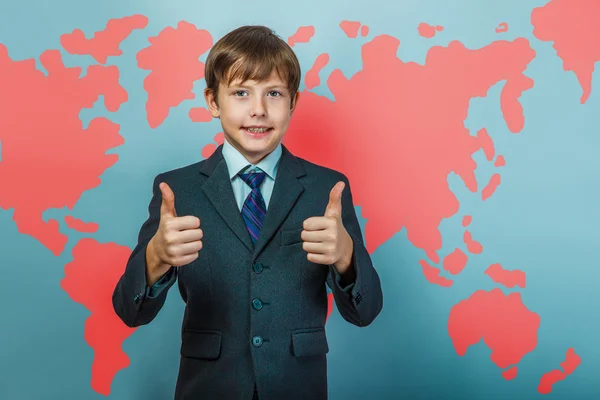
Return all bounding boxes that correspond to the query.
[291,327,329,357]
[181,329,222,360]
[281,227,304,246]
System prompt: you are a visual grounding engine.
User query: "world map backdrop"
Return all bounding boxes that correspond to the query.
[1,0,599,399]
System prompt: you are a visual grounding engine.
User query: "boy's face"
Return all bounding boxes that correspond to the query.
[204,71,299,165]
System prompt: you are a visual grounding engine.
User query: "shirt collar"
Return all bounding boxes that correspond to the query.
[222,137,282,180]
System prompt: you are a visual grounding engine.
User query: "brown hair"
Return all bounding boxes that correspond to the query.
[204,25,301,106]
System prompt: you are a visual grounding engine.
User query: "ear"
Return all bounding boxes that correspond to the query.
[290,91,300,115]
[204,88,221,118]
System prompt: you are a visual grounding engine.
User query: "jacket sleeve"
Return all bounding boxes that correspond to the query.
[112,173,178,328]
[326,174,384,327]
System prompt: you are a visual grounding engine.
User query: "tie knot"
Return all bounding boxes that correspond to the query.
[238,170,267,190]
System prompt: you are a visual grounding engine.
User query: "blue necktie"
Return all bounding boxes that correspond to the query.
[238,169,267,245]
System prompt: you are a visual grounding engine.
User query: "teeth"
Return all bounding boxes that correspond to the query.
[245,127,270,133]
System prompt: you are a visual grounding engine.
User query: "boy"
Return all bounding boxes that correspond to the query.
[113,25,383,400]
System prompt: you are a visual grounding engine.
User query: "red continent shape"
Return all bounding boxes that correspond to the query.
[532,0,600,104]
[61,15,149,64]
[137,21,213,128]
[283,35,535,256]
[448,289,540,370]
[60,238,137,396]
[0,45,127,256]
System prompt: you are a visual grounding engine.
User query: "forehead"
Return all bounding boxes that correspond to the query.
[225,70,287,87]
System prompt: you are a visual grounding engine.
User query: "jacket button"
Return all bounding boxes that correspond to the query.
[253,262,263,273]
[252,336,263,347]
[252,298,263,310]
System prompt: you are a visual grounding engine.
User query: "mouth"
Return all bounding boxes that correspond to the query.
[242,126,273,138]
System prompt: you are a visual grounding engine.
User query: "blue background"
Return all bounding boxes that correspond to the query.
[0,0,598,398]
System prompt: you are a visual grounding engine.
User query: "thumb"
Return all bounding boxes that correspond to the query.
[159,182,177,218]
[324,181,345,218]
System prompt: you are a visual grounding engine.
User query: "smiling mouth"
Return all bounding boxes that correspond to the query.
[243,127,273,134]
[242,126,273,135]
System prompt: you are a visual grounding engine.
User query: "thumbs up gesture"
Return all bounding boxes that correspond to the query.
[146,182,204,283]
[301,181,354,275]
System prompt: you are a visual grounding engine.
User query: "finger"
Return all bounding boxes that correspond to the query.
[302,242,327,254]
[160,182,177,218]
[306,253,331,265]
[166,239,203,258]
[176,240,204,256]
[302,216,331,231]
[174,228,203,244]
[324,181,345,218]
[167,216,201,231]
[301,229,332,243]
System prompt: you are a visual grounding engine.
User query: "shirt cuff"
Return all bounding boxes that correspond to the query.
[332,264,355,293]
[145,268,174,299]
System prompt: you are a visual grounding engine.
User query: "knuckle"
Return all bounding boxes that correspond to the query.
[165,219,176,230]
[165,234,176,246]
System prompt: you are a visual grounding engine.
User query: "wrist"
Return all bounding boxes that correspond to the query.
[146,238,170,286]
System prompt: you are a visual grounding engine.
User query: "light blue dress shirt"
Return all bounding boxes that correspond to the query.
[221,137,282,213]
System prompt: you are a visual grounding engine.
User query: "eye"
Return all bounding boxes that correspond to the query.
[268,91,282,97]
[233,90,248,97]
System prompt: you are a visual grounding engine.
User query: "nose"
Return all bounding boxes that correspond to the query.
[250,96,267,117]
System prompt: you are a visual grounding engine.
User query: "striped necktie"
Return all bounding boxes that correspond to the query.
[238,169,267,245]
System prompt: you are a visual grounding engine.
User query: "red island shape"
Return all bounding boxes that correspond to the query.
[538,348,581,394]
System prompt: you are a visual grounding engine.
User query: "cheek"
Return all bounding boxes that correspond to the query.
[272,106,293,125]
[221,107,245,125]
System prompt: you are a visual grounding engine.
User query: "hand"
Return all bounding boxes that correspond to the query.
[147,182,203,276]
[301,181,354,274]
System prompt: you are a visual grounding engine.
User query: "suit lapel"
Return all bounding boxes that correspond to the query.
[200,145,255,253]
[252,144,305,259]
[199,143,306,259]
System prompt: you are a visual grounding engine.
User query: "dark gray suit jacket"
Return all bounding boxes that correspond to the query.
[112,143,383,399]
